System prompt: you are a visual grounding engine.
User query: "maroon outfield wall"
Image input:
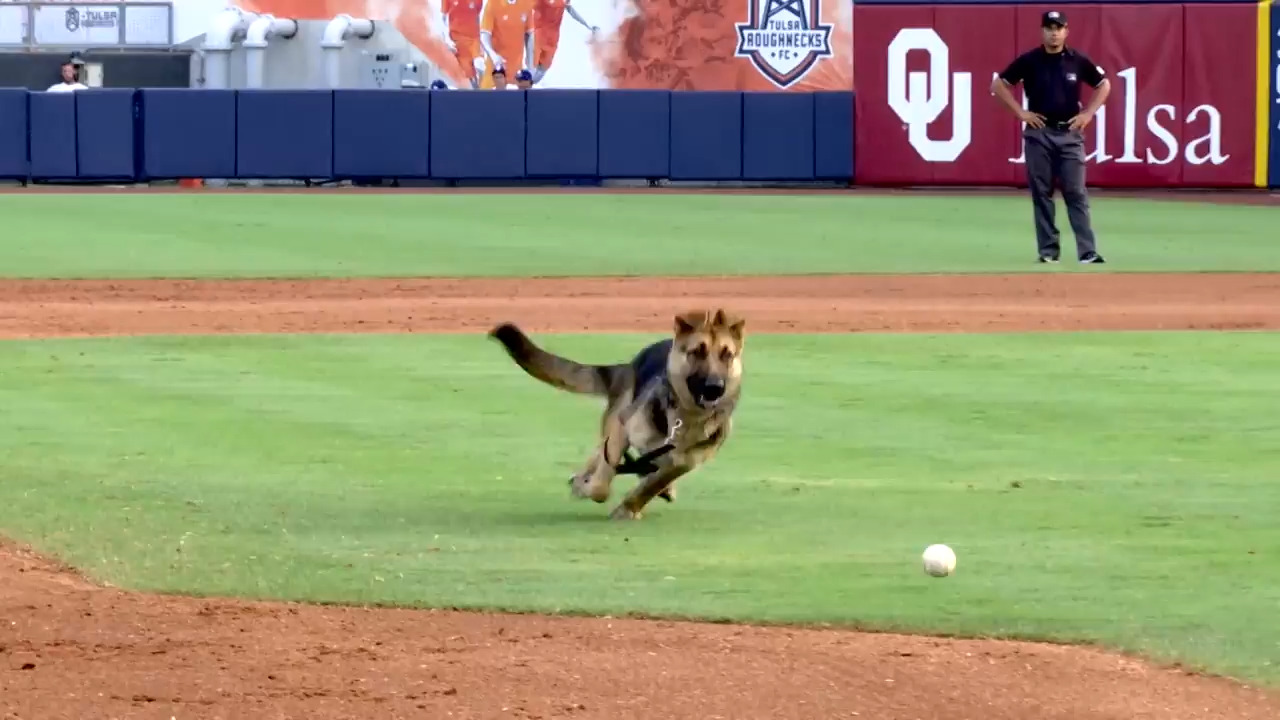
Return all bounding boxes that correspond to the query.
[852,3,1261,187]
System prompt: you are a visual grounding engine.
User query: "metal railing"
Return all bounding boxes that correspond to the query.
[0,1,173,49]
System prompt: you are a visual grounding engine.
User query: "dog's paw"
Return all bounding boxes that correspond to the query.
[657,486,676,503]
[570,474,611,503]
[609,505,641,521]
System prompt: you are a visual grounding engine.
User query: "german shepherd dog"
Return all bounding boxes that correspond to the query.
[488,309,745,520]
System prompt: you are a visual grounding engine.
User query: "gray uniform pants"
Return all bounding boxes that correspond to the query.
[1023,127,1098,260]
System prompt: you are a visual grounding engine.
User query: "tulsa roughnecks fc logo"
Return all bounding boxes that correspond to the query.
[734,0,833,88]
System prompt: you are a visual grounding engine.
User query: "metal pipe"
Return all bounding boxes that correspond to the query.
[242,15,299,89]
[320,14,375,89]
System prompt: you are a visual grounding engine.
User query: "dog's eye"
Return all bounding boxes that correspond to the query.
[690,343,708,358]
[719,347,734,362]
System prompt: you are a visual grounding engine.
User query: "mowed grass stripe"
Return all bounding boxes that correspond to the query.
[1,331,1278,683]
[0,194,1277,277]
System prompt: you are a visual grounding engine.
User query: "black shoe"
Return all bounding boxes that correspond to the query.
[1079,252,1106,264]
[1038,255,1059,264]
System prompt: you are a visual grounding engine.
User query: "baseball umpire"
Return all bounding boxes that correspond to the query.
[992,10,1110,264]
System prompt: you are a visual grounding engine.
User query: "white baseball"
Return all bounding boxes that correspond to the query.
[922,544,957,577]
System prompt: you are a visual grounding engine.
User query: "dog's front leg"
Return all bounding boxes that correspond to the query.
[571,450,618,503]
[610,465,690,520]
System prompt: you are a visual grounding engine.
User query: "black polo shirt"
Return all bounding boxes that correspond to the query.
[998,46,1106,125]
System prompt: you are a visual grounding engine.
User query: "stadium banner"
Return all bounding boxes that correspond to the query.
[232,0,851,91]
[853,3,1260,188]
[1268,0,1280,188]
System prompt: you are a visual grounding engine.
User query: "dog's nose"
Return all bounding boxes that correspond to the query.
[701,377,725,401]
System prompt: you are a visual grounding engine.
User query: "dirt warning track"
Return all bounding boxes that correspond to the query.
[3,271,1280,720]
[2,272,1279,338]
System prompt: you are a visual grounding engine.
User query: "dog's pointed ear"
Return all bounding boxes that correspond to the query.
[710,308,746,341]
[674,311,700,337]
[727,316,746,340]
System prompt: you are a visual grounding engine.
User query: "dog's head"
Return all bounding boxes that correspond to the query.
[667,308,745,410]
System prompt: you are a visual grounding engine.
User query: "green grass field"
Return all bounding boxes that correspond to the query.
[1,193,1278,686]
[1,193,1277,276]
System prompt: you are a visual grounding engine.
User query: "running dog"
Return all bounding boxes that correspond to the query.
[488,309,745,519]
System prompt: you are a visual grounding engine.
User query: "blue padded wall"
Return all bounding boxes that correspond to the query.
[0,89,27,179]
[670,91,742,180]
[332,89,431,179]
[598,90,669,178]
[236,90,334,179]
[1270,3,1280,188]
[14,88,858,184]
[28,91,77,179]
[742,92,814,180]
[138,89,236,179]
[430,90,525,178]
[814,91,854,181]
[75,89,136,180]
[526,90,598,177]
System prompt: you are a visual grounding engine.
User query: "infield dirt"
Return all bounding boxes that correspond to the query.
[2,272,1279,338]
[3,271,1279,720]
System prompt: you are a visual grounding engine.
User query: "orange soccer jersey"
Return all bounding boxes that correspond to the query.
[480,0,534,74]
[443,0,483,76]
[533,0,569,69]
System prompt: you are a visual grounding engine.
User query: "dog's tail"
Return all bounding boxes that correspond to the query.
[489,323,624,396]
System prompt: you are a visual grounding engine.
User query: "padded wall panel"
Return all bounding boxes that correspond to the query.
[598,90,669,178]
[28,91,77,179]
[430,90,525,178]
[332,89,430,178]
[236,90,334,179]
[814,91,854,181]
[742,92,814,180]
[75,89,136,180]
[0,89,27,179]
[669,91,742,180]
[526,90,598,177]
[138,89,236,179]
[1272,3,1280,188]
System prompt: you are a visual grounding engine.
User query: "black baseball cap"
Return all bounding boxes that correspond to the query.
[1041,10,1067,27]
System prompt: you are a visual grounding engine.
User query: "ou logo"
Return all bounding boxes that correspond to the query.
[886,28,973,162]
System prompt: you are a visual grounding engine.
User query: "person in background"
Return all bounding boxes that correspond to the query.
[440,0,482,88]
[47,60,87,93]
[515,69,534,89]
[991,10,1109,265]
[490,66,510,90]
[531,0,598,84]
[480,0,533,87]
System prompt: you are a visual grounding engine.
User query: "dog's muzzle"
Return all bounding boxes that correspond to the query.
[687,375,726,407]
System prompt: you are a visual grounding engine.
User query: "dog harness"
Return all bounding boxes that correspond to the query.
[611,376,683,476]
[609,376,730,478]
[613,419,683,476]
